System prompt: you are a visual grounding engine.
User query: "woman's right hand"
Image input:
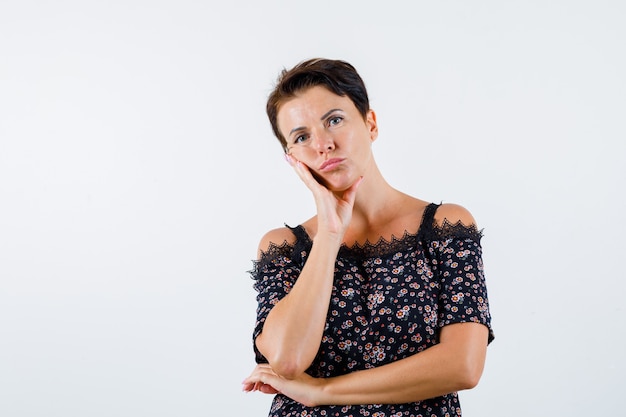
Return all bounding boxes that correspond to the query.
[255,154,362,377]
[286,154,363,241]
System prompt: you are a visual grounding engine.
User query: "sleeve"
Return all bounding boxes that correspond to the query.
[250,247,302,363]
[430,235,495,344]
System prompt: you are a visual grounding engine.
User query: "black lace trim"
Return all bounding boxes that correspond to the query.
[340,229,422,259]
[249,239,298,277]
[251,218,482,274]
[427,219,483,242]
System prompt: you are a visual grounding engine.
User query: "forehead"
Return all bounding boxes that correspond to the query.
[277,86,355,131]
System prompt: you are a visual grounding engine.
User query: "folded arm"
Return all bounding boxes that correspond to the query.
[245,322,489,407]
[254,161,363,379]
[255,230,342,379]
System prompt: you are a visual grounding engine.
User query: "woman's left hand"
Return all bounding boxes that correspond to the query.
[242,363,326,407]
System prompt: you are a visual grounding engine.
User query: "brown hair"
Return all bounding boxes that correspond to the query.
[266,58,370,151]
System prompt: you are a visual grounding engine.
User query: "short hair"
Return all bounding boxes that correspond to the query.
[266,58,370,151]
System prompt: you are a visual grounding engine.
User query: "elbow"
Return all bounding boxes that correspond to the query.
[256,334,312,379]
[267,354,308,379]
[457,370,482,390]
[268,354,300,379]
[258,342,309,379]
[454,358,485,390]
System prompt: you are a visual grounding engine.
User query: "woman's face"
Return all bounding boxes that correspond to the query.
[277,86,378,191]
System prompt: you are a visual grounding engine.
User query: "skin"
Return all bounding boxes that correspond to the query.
[242,85,489,407]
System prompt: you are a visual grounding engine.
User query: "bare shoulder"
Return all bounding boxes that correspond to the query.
[434,203,478,228]
[257,226,297,258]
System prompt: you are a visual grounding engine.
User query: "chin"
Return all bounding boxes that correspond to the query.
[315,171,358,193]
[326,179,358,193]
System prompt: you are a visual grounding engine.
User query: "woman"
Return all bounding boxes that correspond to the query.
[242,58,494,417]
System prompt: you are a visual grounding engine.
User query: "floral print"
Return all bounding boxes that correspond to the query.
[251,203,494,417]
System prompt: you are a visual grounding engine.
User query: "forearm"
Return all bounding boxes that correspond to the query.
[256,233,342,377]
[319,323,488,405]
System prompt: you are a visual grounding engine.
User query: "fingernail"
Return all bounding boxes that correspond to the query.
[284,153,292,164]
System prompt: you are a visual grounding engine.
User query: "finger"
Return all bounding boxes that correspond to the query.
[287,155,326,193]
[257,372,281,391]
[242,364,277,388]
[242,380,258,392]
[340,176,364,205]
[259,384,280,394]
[294,160,318,188]
[243,373,281,394]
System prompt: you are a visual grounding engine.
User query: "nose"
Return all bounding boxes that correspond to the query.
[313,131,335,153]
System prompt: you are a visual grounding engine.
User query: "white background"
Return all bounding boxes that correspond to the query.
[1,1,624,416]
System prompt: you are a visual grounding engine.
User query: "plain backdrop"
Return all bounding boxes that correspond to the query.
[1,1,624,416]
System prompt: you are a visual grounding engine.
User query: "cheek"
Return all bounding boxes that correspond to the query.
[286,148,315,166]
[288,144,315,157]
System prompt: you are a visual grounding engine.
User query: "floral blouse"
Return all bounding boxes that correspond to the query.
[250,203,494,417]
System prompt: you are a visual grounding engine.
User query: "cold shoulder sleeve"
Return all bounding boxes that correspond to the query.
[426,220,495,344]
[249,234,305,363]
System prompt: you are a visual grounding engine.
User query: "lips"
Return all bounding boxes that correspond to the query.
[318,158,345,171]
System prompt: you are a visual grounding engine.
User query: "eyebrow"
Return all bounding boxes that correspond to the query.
[288,108,344,137]
[320,108,342,120]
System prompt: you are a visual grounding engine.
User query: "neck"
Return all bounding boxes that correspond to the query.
[349,163,404,226]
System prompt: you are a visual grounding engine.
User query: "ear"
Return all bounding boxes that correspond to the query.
[366,109,378,142]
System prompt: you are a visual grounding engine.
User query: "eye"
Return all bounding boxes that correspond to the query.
[328,116,343,126]
[293,133,309,144]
